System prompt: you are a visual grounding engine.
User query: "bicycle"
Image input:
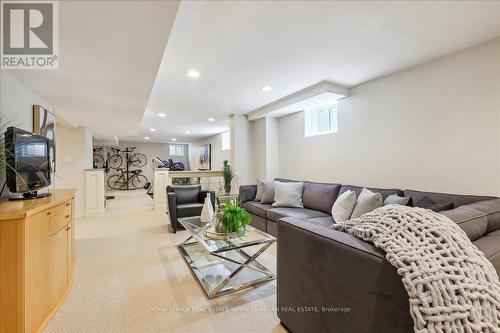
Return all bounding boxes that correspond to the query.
[108,147,147,170]
[93,147,105,169]
[107,168,148,190]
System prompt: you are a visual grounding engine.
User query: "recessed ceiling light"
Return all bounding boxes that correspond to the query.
[260,86,272,92]
[208,118,215,122]
[158,113,166,117]
[149,128,156,132]
[171,138,177,141]
[185,130,190,134]
[187,70,200,78]
[144,136,149,140]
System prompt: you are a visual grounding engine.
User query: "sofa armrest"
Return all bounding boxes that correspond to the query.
[199,190,216,209]
[239,184,257,203]
[167,192,178,232]
[277,217,413,333]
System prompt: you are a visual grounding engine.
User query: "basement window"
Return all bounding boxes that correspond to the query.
[222,131,230,151]
[169,144,184,157]
[304,104,338,137]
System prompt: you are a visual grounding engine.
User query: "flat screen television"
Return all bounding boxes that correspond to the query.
[4,127,51,199]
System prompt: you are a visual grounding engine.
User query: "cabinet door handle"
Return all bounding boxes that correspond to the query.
[66,226,71,231]
[65,215,71,219]
[47,211,51,216]
[65,203,70,207]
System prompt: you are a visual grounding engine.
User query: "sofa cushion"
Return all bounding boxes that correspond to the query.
[404,189,495,209]
[243,201,273,218]
[302,181,341,214]
[273,181,304,208]
[260,180,276,204]
[383,194,411,206]
[339,185,404,201]
[466,198,500,233]
[239,184,257,202]
[255,179,264,201]
[267,207,329,222]
[414,196,454,212]
[440,205,488,241]
[331,190,357,222]
[351,188,383,219]
[177,203,204,218]
[307,216,335,227]
[473,232,500,274]
[440,198,500,237]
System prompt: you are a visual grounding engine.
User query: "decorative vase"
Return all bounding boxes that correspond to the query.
[224,184,231,195]
[200,193,214,223]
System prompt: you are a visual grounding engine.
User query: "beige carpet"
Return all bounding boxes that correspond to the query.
[43,190,285,333]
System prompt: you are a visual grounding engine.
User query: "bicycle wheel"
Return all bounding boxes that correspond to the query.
[132,174,148,189]
[108,154,123,169]
[107,175,126,190]
[93,154,105,169]
[130,153,147,168]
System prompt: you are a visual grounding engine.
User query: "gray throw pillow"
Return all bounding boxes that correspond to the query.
[255,179,264,201]
[331,190,357,222]
[383,194,410,206]
[260,180,276,204]
[272,181,304,208]
[351,188,383,219]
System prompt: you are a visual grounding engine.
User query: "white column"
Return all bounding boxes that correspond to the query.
[84,169,105,216]
[265,116,280,180]
[153,168,171,211]
[230,114,253,191]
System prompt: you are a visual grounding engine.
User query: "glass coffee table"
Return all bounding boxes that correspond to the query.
[177,216,276,298]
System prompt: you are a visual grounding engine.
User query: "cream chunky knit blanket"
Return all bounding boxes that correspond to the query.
[332,205,500,333]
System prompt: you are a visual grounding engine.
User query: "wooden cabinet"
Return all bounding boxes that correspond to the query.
[0,190,75,333]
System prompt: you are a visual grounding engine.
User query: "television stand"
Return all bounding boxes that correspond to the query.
[8,191,52,201]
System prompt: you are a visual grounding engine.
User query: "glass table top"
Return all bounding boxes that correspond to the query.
[178,216,276,253]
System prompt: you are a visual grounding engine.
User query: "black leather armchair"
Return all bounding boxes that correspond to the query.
[167,185,216,233]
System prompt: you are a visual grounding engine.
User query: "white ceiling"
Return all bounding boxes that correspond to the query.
[8,0,180,140]
[6,1,500,144]
[139,0,500,143]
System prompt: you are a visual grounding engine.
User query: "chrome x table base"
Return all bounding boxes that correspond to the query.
[178,235,275,299]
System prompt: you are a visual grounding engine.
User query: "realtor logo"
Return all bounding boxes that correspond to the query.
[1,1,58,69]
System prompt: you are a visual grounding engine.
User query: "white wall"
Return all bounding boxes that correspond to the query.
[0,72,55,198]
[189,132,229,171]
[277,38,500,196]
[1,71,54,131]
[113,141,190,183]
[54,125,92,215]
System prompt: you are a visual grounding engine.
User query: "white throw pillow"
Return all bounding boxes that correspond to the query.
[351,188,383,219]
[331,190,357,222]
[272,181,304,208]
[383,194,410,206]
[260,180,276,204]
[255,178,264,201]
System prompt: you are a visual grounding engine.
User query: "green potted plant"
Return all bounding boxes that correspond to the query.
[222,159,233,195]
[215,203,252,237]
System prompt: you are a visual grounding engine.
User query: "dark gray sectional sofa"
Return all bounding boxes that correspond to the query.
[239,179,500,333]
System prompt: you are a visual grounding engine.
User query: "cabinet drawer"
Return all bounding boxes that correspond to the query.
[49,203,72,235]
